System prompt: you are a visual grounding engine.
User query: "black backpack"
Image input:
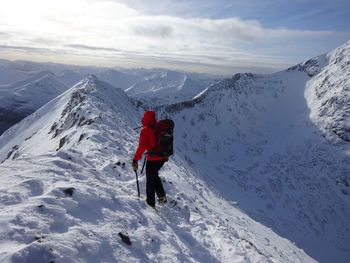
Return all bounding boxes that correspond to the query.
[149,119,174,157]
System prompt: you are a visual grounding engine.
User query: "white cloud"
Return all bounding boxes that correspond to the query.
[0,0,348,74]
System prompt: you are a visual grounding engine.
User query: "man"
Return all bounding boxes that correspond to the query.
[132,110,167,209]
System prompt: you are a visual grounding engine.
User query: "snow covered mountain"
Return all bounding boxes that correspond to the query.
[158,41,350,262]
[95,69,142,90]
[0,75,315,262]
[125,69,218,106]
[0,71,68,135]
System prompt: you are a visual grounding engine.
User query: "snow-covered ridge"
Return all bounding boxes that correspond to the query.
[160,72,278,114]
[0,74,137,162]
[286,54,328,77]
[305,40,350,144]
[161,53,332,115]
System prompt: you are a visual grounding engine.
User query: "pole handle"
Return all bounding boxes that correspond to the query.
[135,171,140,197]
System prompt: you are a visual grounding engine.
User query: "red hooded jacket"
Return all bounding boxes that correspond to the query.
[133,111,166,162]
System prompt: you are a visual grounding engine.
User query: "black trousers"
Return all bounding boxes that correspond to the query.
[146,159,166,206]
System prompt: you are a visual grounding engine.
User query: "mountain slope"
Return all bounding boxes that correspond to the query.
[305,42,350,143]
[0,65,30,85]
[159,41,350,263]
[0,71,68,135]
[0,76,315,263]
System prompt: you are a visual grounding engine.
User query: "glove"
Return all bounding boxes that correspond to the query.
[132,160,138,172]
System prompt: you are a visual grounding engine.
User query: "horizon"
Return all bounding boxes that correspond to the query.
[1,0,349,75]
[0,57,230,78]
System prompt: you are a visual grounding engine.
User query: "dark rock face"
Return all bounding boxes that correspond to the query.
[287,57,322,77]
[0,107,29,136]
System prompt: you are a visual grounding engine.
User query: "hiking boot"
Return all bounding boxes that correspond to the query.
[158,196,167,204]
[145,199,156,209]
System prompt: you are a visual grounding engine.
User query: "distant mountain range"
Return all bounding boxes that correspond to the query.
[0,62,218,135]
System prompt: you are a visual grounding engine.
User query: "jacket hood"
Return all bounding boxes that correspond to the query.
[142,111,157,126]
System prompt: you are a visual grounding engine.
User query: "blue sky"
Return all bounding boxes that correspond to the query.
[127,0,350,31]
[0,0,349,75]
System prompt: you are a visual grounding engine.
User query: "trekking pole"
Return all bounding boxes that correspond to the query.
[141,155,147,174]
[135,171,140,197]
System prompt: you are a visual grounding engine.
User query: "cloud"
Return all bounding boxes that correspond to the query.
[0,44,55,53]
[0,0,349,75]
[132,25,173,39]
[0,32,10,37]
[67,44,123,52]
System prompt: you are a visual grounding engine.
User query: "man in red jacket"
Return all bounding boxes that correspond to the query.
[132,111,167,208]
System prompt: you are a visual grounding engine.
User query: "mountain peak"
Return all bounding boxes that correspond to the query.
[76,74,101,87]
[0,70,137,161]
[84,74,99,82]
[71,74,108,94]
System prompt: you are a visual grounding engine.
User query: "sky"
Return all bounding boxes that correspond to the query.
[0,0,349,75]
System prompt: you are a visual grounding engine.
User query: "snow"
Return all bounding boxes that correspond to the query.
[0,41,349,262]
